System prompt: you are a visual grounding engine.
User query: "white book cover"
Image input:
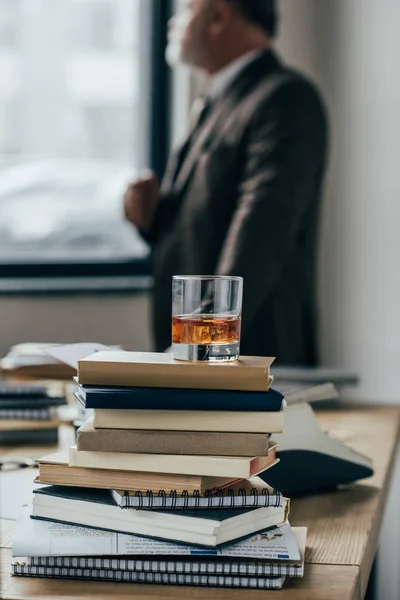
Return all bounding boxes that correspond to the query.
[68,445,278,478]
[13,509,301,562]
[93,408,284,433]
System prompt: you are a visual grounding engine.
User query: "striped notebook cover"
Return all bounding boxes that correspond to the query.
[111,477,283,510]
[26,556,304,578]
[0,407,55,420]
[12,564,286,589]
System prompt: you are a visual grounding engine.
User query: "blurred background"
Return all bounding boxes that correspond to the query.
[0,0,398,403]
[0,0,398,596]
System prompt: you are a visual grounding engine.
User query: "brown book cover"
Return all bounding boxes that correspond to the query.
[78,351,274,391]
[35,450,240,494]
[77,419,270,456]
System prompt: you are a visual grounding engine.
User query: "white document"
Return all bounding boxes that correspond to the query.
[44,343,118,369]
[13,510,300,561]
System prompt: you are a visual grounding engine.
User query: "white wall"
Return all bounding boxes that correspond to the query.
[277,3,399,599]
[277,0,400,404]
[0,293,152,357]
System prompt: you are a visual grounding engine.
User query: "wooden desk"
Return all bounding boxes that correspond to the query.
[1,407,399,600]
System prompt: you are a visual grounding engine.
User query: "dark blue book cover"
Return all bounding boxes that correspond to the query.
[73,378,284,412]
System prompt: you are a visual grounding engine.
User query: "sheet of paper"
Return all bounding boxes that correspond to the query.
[43,343,118,369]
[13,511,300,561]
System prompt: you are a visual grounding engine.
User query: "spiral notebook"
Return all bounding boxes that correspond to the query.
[0,407,55,420]
[0,383,49,397]
[0,396,66,410]
[111,477,283,510]
[11,565,286,589]
[26,556,304,578]
[21,528,306,579]
[32,485,289,547]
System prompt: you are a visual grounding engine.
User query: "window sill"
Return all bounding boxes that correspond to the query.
[0,275,153,295]
[0,259,153,295]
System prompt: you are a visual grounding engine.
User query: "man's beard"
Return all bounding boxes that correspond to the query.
[166,38,183,68]
[165,10,191,68]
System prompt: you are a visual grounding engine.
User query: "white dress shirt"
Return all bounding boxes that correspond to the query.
[209,49,265,99]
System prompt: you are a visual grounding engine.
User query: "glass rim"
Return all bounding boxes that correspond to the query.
[173,275,243,282]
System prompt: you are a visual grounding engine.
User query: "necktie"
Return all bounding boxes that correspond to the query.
[170,97,213,185]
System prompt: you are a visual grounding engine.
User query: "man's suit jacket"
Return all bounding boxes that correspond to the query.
[145,51,328,365]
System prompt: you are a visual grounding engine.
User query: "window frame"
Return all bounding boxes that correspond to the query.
[0,0,173,292]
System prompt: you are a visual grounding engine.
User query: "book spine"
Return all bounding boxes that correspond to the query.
[12,564,285,588]
[93,409,284,433]
[69,447,262,478]
[28,557,302,578]
[82,388,282,411]
[78,363,271,392]
[76,429,270,457]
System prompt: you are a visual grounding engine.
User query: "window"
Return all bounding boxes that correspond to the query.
[0,0,171,282]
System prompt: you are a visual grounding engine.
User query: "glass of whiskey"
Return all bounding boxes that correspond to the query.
[172,275,243,362]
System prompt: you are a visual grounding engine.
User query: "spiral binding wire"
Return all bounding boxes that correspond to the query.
[12,563,288,588]
[27,556,302,579]
[120,486,282,510]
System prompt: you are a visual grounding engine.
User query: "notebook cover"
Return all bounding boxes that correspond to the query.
[24,526,306,577]
[112,476,283,510]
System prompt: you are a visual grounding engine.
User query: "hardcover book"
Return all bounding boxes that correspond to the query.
[76,419,271,457]
[74,378,282,411]
[78,352,275,391]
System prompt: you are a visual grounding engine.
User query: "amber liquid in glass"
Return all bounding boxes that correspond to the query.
[172,315,241,345]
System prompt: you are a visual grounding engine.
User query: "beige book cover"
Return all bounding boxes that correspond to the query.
[77,419,271,456]
[36,450,240,494]
[93,408,284,433]
[78,351,274,391]
[0,419,62,432]
[68,445,278,478]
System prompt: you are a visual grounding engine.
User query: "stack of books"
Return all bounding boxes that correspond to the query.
[0,383,66,445]
[12,351,307,590]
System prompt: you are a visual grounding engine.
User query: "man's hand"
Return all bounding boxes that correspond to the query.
[123,172,160,232]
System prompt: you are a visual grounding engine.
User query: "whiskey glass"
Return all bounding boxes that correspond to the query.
[172,275,243,362]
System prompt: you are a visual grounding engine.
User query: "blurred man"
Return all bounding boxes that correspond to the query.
[124,0,328,364]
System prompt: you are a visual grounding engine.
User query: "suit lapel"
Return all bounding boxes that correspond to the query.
[160,98,212,194]
[170,50,281,199]
[171,95,232,198]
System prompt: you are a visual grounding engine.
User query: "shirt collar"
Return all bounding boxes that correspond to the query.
[208,49,265,100]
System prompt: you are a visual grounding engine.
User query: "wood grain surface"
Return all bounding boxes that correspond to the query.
[0,407,399,600]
